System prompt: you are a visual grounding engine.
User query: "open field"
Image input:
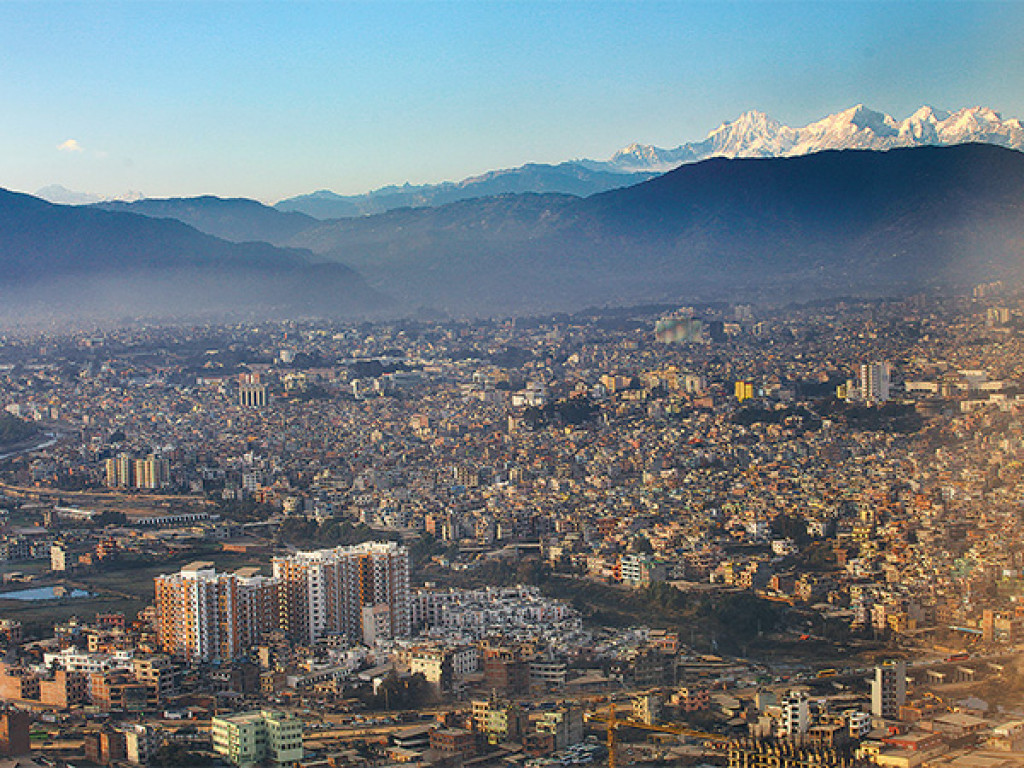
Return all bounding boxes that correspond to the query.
[0,549,269,636]
[76,550,270,600]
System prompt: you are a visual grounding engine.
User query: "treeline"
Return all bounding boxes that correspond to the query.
[0,413,38,446]
[522,395,599,428]
[275,518,397,548]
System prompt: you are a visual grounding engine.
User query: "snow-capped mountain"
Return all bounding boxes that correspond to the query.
[35,185,145,206]
[588,105,1024,172]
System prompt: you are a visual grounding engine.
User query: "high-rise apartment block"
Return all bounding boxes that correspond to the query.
[105,453,135,488]
[860,362,891,404]
[273,542,410,644]
[871,659,907,718]
[105,452,170,489]
[779,690,810,738]
[239,373,267,407]
[154,563,279,663]
[154,543,408,661]
[134,454,170,489]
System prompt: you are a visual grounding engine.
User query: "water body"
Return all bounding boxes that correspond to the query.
[0,586,92,601]
[0,431,59,461]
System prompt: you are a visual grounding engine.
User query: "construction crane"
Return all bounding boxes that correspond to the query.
[586,704,726,768]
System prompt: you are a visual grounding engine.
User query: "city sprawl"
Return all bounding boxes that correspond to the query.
[3,289,1024,767]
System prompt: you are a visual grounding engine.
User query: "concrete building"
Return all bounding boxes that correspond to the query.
[134,454,170,490]
[871,660,907,719]
[633,692,661,725]
[0,708,30,757]
[211,709,303,768]
[273,541,410,644]
[105,453,134,488]
[406,646,453,693]
[154,563,279,663]
[860,362,891,404]
[122,724,161,766]
[50,543,68,572]
[779,690,810,738]
[239,374,268,407]
[536,704,584,749]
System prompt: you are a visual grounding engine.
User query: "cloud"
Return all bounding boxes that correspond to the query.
[57,139,84,153]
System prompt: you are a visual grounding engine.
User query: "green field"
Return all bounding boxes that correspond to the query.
[0,548,270,637]
[79,550,271,600]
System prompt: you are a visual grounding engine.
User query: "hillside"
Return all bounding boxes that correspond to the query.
[284,144,1024,313]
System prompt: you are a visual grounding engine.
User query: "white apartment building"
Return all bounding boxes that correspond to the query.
[273,541,410,644]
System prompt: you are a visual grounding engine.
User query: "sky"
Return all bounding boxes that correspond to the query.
[1,0,1022,203]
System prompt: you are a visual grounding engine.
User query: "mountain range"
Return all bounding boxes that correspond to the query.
[0,189,383,324]
[588,104,1024,172]
[283,143,1024,313]
[7,142,1024,321]
[43,104,1024,224]
[269,104,1024,219]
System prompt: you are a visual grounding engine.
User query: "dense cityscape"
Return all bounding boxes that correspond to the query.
[1,288,1024,767]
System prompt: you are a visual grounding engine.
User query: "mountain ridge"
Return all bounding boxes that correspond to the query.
[589,104,1024,172]
[283,144,1024,314]
[0,188,386,323]
[274,162,657,220]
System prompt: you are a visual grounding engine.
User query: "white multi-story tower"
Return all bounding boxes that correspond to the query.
[273,542,410,644]
[871,659,907,718]
[860,362,891,403]
[154,563,279,663]
[779,690,810,738]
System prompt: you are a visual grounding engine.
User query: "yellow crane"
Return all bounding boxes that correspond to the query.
[586,704,726,768]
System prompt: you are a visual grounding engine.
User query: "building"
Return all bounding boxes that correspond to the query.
[39,670,89,708]
[361,603,392,645]
[50,543,68,572]
[406,646,453,693]
[90,670,149,711]
[671,686,710,712]
[272,541,410,644]
[859,362,891,404]
[430,727,477,757]
[105,453,135,488]
[620,553,667,587]
[154,562,279,663]
[0,667,40,701]
[132,656,178,705]
[735,381,755,402]
[472,696,528,745]
[536,704,584,749]
[211,709,303,768]
[122,724,161,766]
[0,620,22,645]
[481,644,529,694]
[239,374,268,407]
[871,660,906,719]
[529,656,567,691]
[728,738,858,768]
[779,690,810,738]
[0,708,30,757]
[134,454,170,490]
[633,692,661,725]
[83,729,126,765]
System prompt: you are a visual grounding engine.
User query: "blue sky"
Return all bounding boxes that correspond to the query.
[1,1,1021,202]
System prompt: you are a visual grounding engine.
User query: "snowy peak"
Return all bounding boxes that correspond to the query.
[35,185,145,205]
[707,109,783,139]
[593,104,1024,172]
[608,142,689,170]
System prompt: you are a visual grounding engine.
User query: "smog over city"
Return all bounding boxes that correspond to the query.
[1,3,1024,767]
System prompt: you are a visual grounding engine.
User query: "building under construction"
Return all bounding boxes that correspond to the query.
[728,737,870,768]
